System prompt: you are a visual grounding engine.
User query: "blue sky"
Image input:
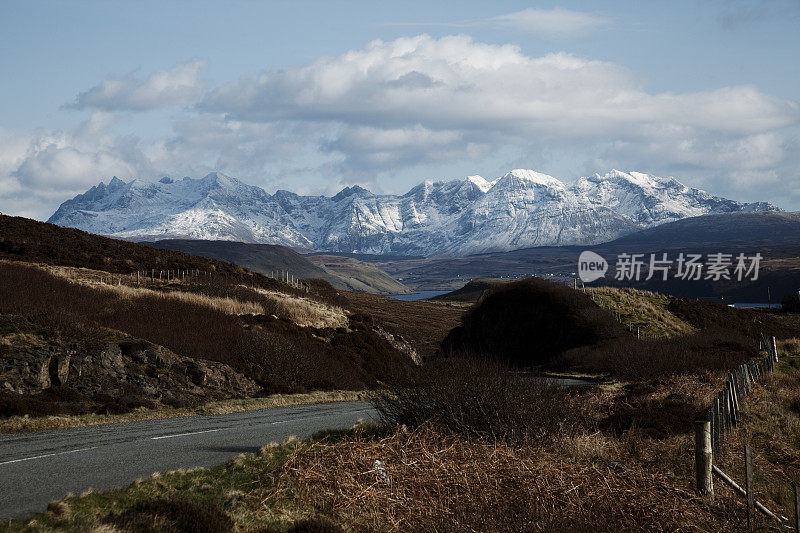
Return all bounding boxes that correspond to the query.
[1,0,798,219]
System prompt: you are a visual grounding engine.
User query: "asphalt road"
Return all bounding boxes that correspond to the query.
[0,401,376,519]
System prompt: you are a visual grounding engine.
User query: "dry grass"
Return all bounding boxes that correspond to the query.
[591,287,695,338]
[0,331,46,347]
[99,284,265,316]
[271,425,731,532]
[0,390,368,434]
[709,338,800,527]
[779,337,800,355]
[5,260,266,316]
[246,286,349,329]
[5,259,351,327]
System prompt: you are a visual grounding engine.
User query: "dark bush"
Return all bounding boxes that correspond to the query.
[782,292,800,313]
[667,297,800,338]
[0,387,101,417]
[373,355,585,444]
[560,328,757,381]
[91,392,156,414]
[598,381,714,438]
[256,517,344,533]
[440,278,626,367]
[105,497,233,533]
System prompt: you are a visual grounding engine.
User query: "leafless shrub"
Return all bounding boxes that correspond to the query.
[373,355,585,445]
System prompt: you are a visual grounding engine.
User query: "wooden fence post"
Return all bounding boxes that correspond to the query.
[720,389,730,434]
[794,482,800,533]
[727,387,734,432]
[745,445,754,531]
[711,398,719,450]
[695,421,713,496]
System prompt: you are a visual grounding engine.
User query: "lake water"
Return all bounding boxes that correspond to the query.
[387,290,450,301]
[731,303,780,309]
[546,377,595,387]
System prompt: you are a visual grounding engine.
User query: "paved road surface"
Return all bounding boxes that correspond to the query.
[0,401,375,519]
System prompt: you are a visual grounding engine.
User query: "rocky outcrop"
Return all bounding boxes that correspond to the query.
[0,338,259,406]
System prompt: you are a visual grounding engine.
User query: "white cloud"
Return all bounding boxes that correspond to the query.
[0,114,155,218]
[490,7,610,36]
[0,112,340,219]
[11,113,143,192]
[202,35,797,138]
[600,129,787,172]
[324,125,491,172]
[385,7,610,39]
[2,35,799,219]
[71,58,208,111]
[199,34,799,190]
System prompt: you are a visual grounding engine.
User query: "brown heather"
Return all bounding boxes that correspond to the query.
[272,425,734,532]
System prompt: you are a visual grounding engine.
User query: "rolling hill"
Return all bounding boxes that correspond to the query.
[149,239,410,294]
[0,214,462,420]
[305,254,410,294]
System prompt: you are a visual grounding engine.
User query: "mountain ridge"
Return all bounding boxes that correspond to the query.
[48,169,779,257]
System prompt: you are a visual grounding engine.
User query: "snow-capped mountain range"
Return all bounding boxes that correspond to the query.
[47,170,778,256]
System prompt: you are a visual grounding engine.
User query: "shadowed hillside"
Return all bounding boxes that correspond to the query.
[150,239,334,283]
[430,278,511,302]
[151,239,411,295]
[306,254,411,294]
[0,215,447,420]
[0,214,257,280]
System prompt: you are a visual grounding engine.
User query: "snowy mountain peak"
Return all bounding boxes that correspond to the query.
[466,175,493,193]
[332,185,372,201]
[502,169,565,189]
[108,176,127,188]
[48,169,780,256]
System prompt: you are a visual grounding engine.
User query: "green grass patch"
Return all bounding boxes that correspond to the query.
[591,287,695,338]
